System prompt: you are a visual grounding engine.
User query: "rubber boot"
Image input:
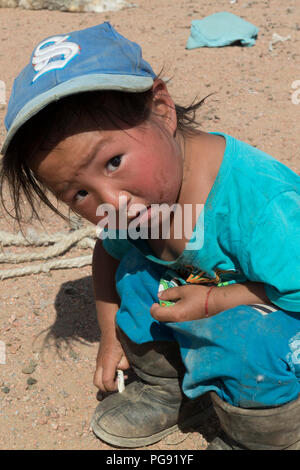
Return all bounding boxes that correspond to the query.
[207,392,300,450]
[91,329,211,448]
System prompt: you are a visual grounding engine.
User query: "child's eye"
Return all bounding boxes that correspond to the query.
[74,189,88,202]
[107,155,122,172]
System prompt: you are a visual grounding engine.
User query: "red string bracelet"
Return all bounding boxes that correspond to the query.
[205,286,215,318]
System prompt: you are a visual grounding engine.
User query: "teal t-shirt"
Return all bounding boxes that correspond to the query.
[103,133,300,312]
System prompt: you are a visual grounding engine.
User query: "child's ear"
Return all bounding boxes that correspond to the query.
[150,79,177,135]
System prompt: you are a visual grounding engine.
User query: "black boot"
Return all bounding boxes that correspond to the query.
[91,330,211,448]
[207,392,300,450]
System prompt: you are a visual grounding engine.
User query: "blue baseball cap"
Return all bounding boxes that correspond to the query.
[1,22,156,155]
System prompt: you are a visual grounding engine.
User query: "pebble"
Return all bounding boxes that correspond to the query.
[1,386,10,394]
[22,359,38,374]
[27,377,37,386]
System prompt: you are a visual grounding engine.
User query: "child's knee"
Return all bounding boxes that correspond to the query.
[221,306,300,407]
[169,305,300,408]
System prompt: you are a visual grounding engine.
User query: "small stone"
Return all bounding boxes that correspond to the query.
[8,314,17,323]
[22,359,37,374]
[27,377,37,386]
[1,387,10,394]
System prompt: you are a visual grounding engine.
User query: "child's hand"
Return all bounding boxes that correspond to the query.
[150,284,216,322]
[151,281,272,322]
[93,335,130,393]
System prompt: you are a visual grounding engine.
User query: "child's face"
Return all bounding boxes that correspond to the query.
[32,110,184,228]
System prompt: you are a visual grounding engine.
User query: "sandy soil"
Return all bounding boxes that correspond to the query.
[0,0,299,451]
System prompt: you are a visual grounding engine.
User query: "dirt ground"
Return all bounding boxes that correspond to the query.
[0,0,299,451]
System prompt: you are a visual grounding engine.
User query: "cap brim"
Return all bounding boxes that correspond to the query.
[1,73,154,156]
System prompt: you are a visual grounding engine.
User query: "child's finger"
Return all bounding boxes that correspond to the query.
[150,302,182,322]
[93,365,104,391]
[102,367,119,392]
[93,366,114,392]
[158,286,182,301]
[117,355,130,371]
[94,363,118,392]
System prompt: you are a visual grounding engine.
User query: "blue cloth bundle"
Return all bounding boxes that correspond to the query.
[186,11,259,49]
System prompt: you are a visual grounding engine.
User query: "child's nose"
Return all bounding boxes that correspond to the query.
[95,185,131,212]
[95,188,132,229]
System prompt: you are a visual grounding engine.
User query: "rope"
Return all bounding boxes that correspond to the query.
[0,225,97,280]
[0,226,95,246]
[0,255,93,280]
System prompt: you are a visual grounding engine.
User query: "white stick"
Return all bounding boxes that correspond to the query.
[117,369,125,393]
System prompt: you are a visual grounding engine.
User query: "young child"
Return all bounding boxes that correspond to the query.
[1,23,300,450]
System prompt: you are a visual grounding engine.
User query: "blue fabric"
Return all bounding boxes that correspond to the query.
[115,250,175,343]
[186,12,259,49]
[116,248,300,408]
[104,132,300,313]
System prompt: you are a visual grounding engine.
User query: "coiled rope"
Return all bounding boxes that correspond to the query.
[0,225,97,280]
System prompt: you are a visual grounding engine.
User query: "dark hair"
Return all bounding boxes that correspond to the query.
[0,86,209,224]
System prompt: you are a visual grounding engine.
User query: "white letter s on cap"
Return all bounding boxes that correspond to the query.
[32,35,80,82]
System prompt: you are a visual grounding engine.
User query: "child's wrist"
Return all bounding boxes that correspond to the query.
[204,286,230,317]
[205,286,216,317]
[100,328,119,344]
[205,285,222,317]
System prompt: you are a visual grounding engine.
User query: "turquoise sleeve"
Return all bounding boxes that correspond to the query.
[242,191,300,312]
